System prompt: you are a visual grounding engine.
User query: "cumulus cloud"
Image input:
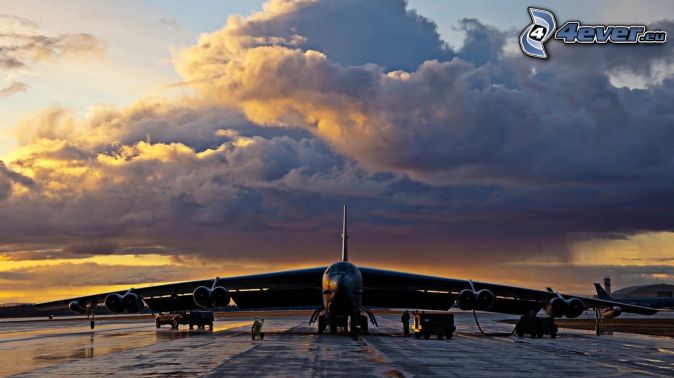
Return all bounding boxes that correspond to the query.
[0,80,28,96]
[1,0,674,301]
[2,100,407,268]
[0,160,34,200]
[175,1,674,235]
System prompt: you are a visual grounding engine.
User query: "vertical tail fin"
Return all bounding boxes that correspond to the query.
[341,205,348,262]
[594,283,612,300]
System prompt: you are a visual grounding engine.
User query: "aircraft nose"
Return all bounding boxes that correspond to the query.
[330,274,355,295]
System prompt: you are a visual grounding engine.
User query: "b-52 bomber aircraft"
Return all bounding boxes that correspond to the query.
[36,206,657,335]
[594,283,674,309]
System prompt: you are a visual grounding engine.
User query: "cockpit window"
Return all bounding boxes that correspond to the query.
[328,263,355,274]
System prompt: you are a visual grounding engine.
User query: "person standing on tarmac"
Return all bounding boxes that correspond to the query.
[401,310,411,336]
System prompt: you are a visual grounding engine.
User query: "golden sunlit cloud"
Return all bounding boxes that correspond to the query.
[570,232,674,267]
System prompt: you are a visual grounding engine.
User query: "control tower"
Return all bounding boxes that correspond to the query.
[603,276,612,296]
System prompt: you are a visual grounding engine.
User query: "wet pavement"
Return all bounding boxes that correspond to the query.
[1,312,673,377]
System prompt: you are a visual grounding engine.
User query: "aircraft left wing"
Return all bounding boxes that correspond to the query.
[34,267,326,313]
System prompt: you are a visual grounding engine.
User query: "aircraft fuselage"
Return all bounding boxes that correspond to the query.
[322,261,363,328]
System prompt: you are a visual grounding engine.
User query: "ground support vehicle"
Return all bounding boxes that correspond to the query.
[515,315,557,338]
[413,313,455,339]
[155,311,214,330]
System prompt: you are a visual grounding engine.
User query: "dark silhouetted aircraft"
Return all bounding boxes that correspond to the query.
[36,206,657,334]
[594,283,674,310]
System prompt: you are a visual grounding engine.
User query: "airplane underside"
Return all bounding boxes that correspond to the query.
[309,305,378,336]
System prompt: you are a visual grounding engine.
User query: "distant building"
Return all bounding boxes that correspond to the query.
[612,284,674,298]
[604,276,611,295]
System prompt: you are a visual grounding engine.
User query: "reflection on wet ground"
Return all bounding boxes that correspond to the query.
[0,318,250,376]
[2,312,673,377]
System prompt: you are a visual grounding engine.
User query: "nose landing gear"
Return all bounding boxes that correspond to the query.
[350,312,359,338]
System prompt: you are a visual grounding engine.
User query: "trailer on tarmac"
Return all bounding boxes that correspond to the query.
[515,315,557,338]
[413,312,455,339]
[155,311,214,330]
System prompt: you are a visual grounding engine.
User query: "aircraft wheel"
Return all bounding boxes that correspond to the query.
[329,319,337,334]
[437,333,444,339]
[318,315,326,334]
[445,331,453,339]
[423,330,431,339]
[90,320,95,330]
[359,315,369,335]
[260,332,265,340]
[414,332,421,339]
[156,320,161,328]
[550,331,557,339]
[350,314,358,337]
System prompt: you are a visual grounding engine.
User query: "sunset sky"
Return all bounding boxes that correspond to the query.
[1,0,673,303]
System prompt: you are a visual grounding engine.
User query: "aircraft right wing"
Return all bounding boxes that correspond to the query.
[359,267,658,316]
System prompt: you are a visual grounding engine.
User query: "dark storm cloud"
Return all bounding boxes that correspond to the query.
[228,0,453,71]
[1,0,673,294]
[456,18,506,65]
[178,1,674,243]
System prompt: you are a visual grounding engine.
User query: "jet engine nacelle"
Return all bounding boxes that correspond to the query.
[544,297,568,318]
[565,298,585,318]
[104,292,144,313]
[457,289,477,310]
[544,297,584,318]
[68,301,87,314]
[105,293,125,313]
[210,286,231,307]
[122,292,144,313]
[475,289,495,310]
[602,306,622,319]
[193,286,230,308]
[456,289,495,310]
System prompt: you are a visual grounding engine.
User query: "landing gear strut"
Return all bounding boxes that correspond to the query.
[317,315,326,334]
[350,312,359,338]
[359,314,369,335]
[329,317,337,334]
[88,305,96,330]
[594,306,602,336]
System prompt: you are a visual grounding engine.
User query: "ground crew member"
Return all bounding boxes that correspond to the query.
[401,310,411,335]
[251,319,265,341]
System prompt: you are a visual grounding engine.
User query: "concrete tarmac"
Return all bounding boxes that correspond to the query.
[1,312,673,377]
